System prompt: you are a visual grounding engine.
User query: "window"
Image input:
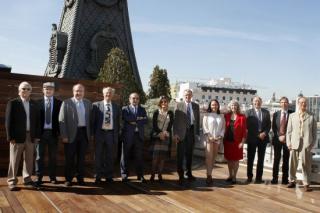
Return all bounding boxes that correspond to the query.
[244,97,247,102]
[230,97,232,101]
[216,96,219,100]
[208,95,212,100]
[202,95,205,99]
[237,97,240,101]
[223,96,225,100]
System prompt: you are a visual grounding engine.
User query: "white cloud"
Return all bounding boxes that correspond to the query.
[132,23,300,43]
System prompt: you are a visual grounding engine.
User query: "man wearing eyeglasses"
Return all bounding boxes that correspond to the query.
[5,81,41,191]
[92,87,120,184]
[120,93,148,183]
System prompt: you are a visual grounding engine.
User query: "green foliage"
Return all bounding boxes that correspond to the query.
[97,47,145,105]
[148,65,171,100]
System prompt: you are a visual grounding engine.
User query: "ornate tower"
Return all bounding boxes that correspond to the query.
[44,0,142,88]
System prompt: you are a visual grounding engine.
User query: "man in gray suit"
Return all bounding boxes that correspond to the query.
[92,87,120,184]
[173,89,200,184]
[59,84,92,186]
[287,96,317,192]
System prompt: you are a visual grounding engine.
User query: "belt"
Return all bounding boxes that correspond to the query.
[101,129,114,132]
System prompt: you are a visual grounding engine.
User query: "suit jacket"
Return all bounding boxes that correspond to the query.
[122,105,147,142]
[92,101,120,144]
[59,98,92,143]
[38,97,62,136]
[286,111,317,150]
[272,110,293,145]
[246,108,271,144]
[173,101,200,140]
[5,97,41,143]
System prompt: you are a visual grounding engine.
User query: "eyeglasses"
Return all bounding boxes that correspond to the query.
[21,88,31,91]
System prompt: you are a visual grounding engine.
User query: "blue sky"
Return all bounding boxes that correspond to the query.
[1,0,319,101]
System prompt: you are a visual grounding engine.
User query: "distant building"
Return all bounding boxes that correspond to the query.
[172,77,257,112]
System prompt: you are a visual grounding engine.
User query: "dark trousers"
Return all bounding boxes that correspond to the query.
[247,141,267,180]
[64,127,88,182]
[272,141,289,181]
[177,127,195,177]
[35,130,58,180]
[120,133,144,178]
[95,130,115,179]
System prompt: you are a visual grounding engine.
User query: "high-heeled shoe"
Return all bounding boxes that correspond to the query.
[206,175,213,185]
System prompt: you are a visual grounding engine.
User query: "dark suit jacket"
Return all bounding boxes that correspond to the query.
[92,101,120,144]
[5,97,41,143]
[122,105,147,142]
[173,101,200,140]
[38,97,62,136]
[272,110,293,145]
[246,108,271,144]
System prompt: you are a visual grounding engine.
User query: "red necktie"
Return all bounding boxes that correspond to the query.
[279,112,286,135]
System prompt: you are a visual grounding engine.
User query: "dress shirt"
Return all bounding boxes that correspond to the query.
[73,98,86,127]
[21,98,30,131]
[185,101,194,125]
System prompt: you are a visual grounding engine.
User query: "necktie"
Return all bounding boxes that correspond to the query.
[279,112,286,135]
[45,98,51,124]
[105,104,111,125]
[187,103,191,127]
[257,110,262,131]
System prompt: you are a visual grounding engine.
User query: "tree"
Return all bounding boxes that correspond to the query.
[148,65,171,99]
[97,47,146,105]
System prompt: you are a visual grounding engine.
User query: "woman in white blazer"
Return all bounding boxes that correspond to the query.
[203,99,225,185]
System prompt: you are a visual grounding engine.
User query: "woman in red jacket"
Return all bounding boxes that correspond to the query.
[224,100,247,184]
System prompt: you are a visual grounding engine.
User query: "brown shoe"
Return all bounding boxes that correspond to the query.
[304,185,312,192]
[287,182,296,188]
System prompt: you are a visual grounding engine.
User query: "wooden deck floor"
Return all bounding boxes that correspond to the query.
[0,160,319,213]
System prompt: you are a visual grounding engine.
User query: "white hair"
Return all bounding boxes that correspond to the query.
[18,81,32,92]
[102,87,115,95]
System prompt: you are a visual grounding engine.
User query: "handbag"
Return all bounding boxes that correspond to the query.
[151,112,169,140]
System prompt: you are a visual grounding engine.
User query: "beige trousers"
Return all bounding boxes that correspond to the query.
[205,141,220,176]
[7,133,35,186]
[289,147,312,185]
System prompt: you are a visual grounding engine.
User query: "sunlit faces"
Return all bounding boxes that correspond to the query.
[184,90,192,103]
[210,100,219,113]
[43,87,55,97]
[18,82,32,99]
[129,93,140,106]
[279,97,289,110]
[160,99,168,110]
[253,97,262,109]
[298,97,307,112]
[231,103,239,113]
[73,84,85,100]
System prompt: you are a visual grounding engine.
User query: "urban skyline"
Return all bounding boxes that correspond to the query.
[0,0,319,101]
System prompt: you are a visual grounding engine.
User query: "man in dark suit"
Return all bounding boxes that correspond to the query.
[5,82,41,191]
[120,93,148,182]
[245,96,271,184]
[59,84,92,186]
[35,82,62,185]
[271,96,292,185]
[92,87,120,184]
[173,89,200,184]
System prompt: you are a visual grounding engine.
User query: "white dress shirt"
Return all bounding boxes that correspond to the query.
[21,98,30,131]
[73,98,86,127]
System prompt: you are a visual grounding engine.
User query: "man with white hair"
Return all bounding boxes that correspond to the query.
[286,96,317,192]
[92,87,120,184]
[5,81,41,191]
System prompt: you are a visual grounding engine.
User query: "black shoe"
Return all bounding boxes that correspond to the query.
[65,181,72,187]
[158,174,163,183]
[225,177,232,183]
[187,174,196,181]
[178,176,184,185]
[105,178,114,183]
[9,185,19,191]
[231,179,237,184]
[24,181,35,188]
[78,180,85,186]
[287,182,296,188]
[137,176,146,183]
[281,179,289,185]
[271,179,278,184]
[254,179,264,184]
[246,177,253,183]
[122,177,129,183]
[94,178,102,185]
[150,174,155,182]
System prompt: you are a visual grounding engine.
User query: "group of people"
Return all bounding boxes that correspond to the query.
[5,82,317,193]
